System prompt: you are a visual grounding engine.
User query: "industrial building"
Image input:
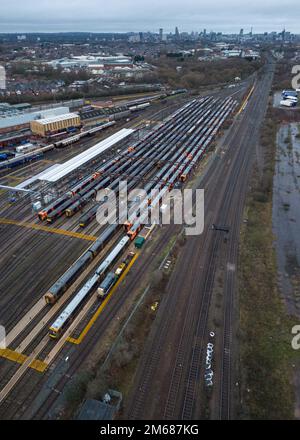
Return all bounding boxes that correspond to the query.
[48,55,132,70]
[30,113,81,137]
[0,106,70,134]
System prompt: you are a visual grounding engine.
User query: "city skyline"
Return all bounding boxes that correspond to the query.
[0,0,299,34]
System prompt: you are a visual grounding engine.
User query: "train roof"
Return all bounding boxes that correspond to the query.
[50,273,99,330]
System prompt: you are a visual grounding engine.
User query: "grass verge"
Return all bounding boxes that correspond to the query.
[238,109,300,419]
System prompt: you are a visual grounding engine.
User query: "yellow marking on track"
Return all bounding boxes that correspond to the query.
[67,252,139,344]
[0,217,97,242]
[0,348,27,364]
[29,359,48,372]
[5,176,24,182]
[237,85,255,116]
[131,120,146,129]
[0,348,47,372]
[0,245,143,371]
[140,119,159,125]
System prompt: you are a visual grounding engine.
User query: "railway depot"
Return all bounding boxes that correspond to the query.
[0,0,296,422]
[0,85,249,420]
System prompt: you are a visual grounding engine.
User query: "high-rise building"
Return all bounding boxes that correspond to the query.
[175,26,180,40]
[159,28,163,41]
[0,66,6,90]
[129,34,141,43]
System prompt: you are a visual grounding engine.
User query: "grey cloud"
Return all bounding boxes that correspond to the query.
[0,0,299,33]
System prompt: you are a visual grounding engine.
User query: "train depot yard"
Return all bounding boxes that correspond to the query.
[3,0,300,427]
[0,34,299,423]
[0,82,249,418]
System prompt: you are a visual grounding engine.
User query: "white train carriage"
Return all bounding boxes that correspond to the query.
[49,236,130,339]
[49,274,99,338]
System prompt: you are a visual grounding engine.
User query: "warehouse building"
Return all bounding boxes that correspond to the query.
[30,113,81,137]
[0,106,70,134]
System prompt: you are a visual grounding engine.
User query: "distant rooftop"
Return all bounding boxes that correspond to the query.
[34,112,79,126]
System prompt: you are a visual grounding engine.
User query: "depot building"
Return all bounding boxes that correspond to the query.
[30,113,81,137]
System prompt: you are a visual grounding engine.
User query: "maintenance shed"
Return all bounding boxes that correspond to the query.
[30,113,81,137]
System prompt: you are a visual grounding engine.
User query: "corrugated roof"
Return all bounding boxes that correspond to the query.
[33,112,79,126]
[0,106,70,130]
[38,128,134,183]
[16,164,61,189]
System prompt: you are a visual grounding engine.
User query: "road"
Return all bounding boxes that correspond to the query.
[125,61,275,420]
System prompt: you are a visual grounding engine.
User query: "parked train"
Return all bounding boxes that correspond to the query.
[42,99,198,225]
[97,251,135,298]
[0,151,15,161]
[48,236,130,338]
[44,224,119,304]
[0,121,116,171]
[46,95,236,339]
[97,272,117,298]
[45,95,224,300]
[15,143,38,154]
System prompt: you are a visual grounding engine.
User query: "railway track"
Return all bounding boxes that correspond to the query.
[125,63,275,421]
[0,105,176,327]
[183,65,275,421]
[162,122,246,420]
[29,225,178,420]
[0,91,238,419]
[13,91,234,418]
[218,62,275,420]
[126,129,236,419]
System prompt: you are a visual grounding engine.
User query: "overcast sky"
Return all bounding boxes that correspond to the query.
[0,0,299,33]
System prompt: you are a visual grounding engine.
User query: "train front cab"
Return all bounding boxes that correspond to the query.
[38,211,48,221]
[124,220,133,232]
[127,225,142,241]
[49,326,61,339]
[44,292,56,305]
[65,208,74,218]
